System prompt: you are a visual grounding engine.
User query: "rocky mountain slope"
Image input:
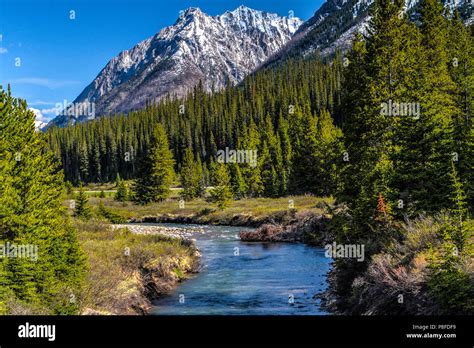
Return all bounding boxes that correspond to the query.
[261,0,472,68]
[47,6,301,128]
[47,1,472,129]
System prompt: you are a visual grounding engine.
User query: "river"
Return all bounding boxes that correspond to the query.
[150,223,332,315]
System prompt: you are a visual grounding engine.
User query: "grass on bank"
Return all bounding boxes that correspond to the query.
[74,218,198,315]
[68,181,334,221]
[68,194,333,224]
[75,182,183,198]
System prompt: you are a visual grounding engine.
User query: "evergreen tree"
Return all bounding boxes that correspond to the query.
[446,160,470,250]
[79,143,88,183]
[447,11,474,210]
[277,114,292,195]
[339,0,418,221]
[393,0,458,214]
[0,86,85,314]
[210,163,233,210]
[335,0,421,294]
[238,119,263,197]
[289,108,319,194]
[314,109,344,196]
[133,124,175,204]
[65,181,73,195]
[180,147,204,200]
[74,185,92,220]
[260,141,278,197]
[115,179,128,202]
[427,161,473,314]
[229,163,247,199]
[115,173,122,187]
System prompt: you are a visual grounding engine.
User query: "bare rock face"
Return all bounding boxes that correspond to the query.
[47,6,301,128]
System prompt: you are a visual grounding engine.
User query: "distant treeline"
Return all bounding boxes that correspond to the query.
[46,54,345,198]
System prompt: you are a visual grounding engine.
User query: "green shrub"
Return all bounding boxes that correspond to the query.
[427,260,473,314]
[97,203,128,224]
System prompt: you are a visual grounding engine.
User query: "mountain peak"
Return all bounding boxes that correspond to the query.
[47,6,302,128]
[231,5,255,13]
[177,7,207,24]
[183,7,204,16]
[223,5,266,19]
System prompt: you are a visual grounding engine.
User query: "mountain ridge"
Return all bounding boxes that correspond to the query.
[261,0,472,68]
[47,0,472,129]
[47,6,302,128]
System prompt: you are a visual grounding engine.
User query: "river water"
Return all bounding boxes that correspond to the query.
[150,223,332,315]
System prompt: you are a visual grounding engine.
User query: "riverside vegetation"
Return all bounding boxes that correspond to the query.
[75,219,199,315]
[1,0,472,315]
[0,91,199,315]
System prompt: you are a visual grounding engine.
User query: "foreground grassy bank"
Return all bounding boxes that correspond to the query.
[75,219,199,315]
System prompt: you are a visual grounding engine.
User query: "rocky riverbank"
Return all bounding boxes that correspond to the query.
[112,224,206,240]
[239,211,333,246]
[127,210,334,246]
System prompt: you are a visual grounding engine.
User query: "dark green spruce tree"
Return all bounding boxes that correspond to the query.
[210,162,233,210]
[74,185,92,220]
[0,86,85,314]
[391,0,458,215]
[447,10,473,210]
[335,0,420,295]
[115,177,128,202]
[133,123,175,204]
[179,147,204,200]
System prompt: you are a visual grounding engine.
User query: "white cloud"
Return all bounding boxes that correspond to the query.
[29,105,63,119]
[40,106,63,116]
[0,47,7,54]
[29,100,57,106]
[29,107,48,131]
[10,78,80,89]
[29,107,48,122]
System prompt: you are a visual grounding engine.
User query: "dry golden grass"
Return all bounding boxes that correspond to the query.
[75,219,199,315]
[83,195,333,223]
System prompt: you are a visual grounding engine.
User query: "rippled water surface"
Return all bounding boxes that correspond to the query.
[151,223,332,315]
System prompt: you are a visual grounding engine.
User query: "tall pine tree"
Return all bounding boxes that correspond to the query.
[133,123,175,204]
[179,147,204,200]
[0,86,85,314]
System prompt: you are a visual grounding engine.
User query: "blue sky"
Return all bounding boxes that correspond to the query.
[0,0,323,122]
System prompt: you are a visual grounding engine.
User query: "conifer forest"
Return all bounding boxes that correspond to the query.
[0,0,472,338]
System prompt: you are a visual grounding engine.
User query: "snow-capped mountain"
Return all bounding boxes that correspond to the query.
[263,0,472,67]
[48,6,301,128]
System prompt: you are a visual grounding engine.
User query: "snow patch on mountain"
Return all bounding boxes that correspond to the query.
[47,6,302,128]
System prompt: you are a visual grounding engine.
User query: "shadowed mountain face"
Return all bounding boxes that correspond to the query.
[262,0,472,68]
[47,6,301,128]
